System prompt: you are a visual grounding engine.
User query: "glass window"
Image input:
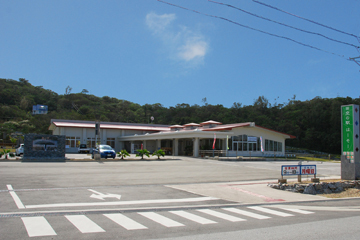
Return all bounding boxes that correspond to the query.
[265,140,269,151]
[269,140,274,151]
[243,143,247,151]
[274,141,278,151]
[242,135,247,141]
[228,137,232,150]
[66,136,80,148]
[278,142,282,152]
[237,143,242,151]
[87,138,96,148]
[106,138,115,148]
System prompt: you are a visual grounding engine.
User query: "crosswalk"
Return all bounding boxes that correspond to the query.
[19,206,314,238]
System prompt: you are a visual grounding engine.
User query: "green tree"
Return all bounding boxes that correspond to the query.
[117,149,130,159]
[136,149,150,159]
[152,149,165,159]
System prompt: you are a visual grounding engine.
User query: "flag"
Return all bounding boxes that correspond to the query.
[212,133,216,150]
[227,135,229,150]
[260,136,264,152]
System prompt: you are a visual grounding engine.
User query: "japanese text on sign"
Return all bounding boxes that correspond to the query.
[281,165,316,176]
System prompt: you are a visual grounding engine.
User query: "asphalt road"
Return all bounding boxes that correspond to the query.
[1,156,357,240]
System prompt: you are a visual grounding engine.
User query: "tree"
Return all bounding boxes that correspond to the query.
[136,149,150,159]
[65,86,72,95]
[117,149,130,159]
[152,149,165,159]
[81,89,89,94]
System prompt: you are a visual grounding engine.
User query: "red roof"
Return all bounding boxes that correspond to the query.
[170,125,185,128]
[200,120,222,126]
[183,123,201,127]
[50,120,170,132]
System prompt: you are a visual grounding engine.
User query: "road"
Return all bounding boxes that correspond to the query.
[1,156,357,239]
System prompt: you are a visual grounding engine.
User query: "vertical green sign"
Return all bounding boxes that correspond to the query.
[342,105,354,153]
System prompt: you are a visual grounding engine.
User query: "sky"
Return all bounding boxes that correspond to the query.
[1,0,359,108]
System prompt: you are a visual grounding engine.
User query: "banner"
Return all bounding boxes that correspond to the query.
[212,133,216,150]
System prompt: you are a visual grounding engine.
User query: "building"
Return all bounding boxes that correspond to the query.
[32,105,48,115]
[49,119,295,157]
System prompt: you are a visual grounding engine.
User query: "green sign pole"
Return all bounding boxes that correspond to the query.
[342,105,354,157]
[341,104,360,180]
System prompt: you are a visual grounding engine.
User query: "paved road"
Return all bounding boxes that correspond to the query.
[1,156,356,239]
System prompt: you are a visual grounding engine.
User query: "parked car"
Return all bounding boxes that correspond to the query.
[92,145,116,159]
[78,144,91,153]
[15,144,24,156]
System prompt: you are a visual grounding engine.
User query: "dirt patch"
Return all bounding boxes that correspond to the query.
[321,188,360,198]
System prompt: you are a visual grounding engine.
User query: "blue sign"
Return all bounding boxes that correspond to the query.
[281,165,316,176]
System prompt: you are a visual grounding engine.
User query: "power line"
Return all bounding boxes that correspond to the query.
[209,0,360,49]
[157,0,346,58]
[252,0,360,42]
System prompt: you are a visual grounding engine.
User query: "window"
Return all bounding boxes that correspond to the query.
[87,138,97,148]
[66,136,80,148]
[232,135,259,151]
[228,137,232,150]
[264,139,282,152]
[106,138,115,148]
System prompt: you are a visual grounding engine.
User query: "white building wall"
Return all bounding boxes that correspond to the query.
[228,126,288,157]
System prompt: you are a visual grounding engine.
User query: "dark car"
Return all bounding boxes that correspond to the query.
[92,145,116,159]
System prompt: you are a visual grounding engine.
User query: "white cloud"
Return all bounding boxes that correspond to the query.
[145,12,176,34]
[146,12,209,64]
[178,38,208,61]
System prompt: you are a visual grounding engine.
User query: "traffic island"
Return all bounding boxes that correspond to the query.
[268,180,360,196]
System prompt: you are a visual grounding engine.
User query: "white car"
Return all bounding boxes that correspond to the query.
[16,144,24,156]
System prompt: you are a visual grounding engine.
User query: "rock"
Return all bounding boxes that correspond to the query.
[328,183,337,190]
[323,188,333,194]
[303,184,317,195]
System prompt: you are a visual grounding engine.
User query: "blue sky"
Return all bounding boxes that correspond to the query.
[1,0,359,108]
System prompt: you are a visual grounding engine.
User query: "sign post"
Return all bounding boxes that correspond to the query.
[341,104,360,180]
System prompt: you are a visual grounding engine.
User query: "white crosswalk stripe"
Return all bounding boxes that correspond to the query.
[65,215,105,233]
[169,210,217,224]
[197,209,246,222]
[138,212,185,227]
[21,216,57,237]
[248,206,294,217]
[18,206,316,237]
[277,208,314,214]
[104,213,148,230]
[222,207,271,219]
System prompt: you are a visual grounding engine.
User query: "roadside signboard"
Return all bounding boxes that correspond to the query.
[281,165,316,176]
[341,105,360,163]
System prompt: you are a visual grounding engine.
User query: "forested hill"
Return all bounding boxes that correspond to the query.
[1,78,359,154]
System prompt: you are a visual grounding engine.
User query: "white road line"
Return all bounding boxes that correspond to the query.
[25,197,219,209]
[138,212,185,227]
[222,208,271,220]
[7,184,25,209]
[104,213,148,230]
[197,209,246,222]
[21,216,57,237]
[65,215,105,233]
[169,210,217,224]
[278,208,314,214]
[248,206,294,217]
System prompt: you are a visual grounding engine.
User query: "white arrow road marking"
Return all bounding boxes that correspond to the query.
[88,189,121,200]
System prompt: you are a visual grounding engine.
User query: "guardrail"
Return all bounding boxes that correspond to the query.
[199,150,227,157]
